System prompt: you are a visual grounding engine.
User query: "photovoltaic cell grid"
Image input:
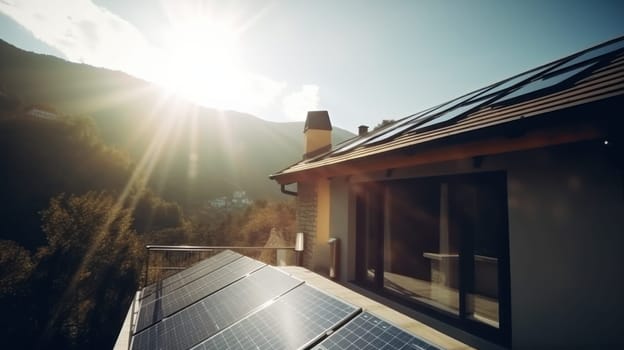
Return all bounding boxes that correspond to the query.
[312,312,442,350]
[141,250,234,297]
[192,284,361,350]
[140,252,244,305]
[495,61,596,104]
[322,37,624,159]
[553,38,624,73]
[141,250,242,299]
[131,266,303,350]
[135,256,265,333]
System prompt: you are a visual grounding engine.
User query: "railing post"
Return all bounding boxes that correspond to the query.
[295,232,304,266]
[328,237,339,279]
[144,246,150,286]
[128,292,136,350]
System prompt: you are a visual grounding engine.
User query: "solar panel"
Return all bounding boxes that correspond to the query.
[135,256,265,332]
[141,250,242,299]
[553,38,624,72]
[496,61,595,104]
[330,104,446,154]
[131,266,303,350]
[192,284,361,350]
[340,84,504,150]
[312,312,443,350]
[410,97,485,132]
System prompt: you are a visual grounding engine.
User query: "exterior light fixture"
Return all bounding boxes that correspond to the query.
[295,232,304,252]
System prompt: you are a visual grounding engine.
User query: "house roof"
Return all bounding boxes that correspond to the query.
[118,251,471,350]
[271,36,624,184]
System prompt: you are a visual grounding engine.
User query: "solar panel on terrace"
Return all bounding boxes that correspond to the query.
[141,250,242,299]
[312,312,443,350]
[131,266,303,350]
[192,284,361,350]
[135,256,265,333]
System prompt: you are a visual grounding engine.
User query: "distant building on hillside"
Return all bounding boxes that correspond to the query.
[231,190,252,207]
[208,196,228,208]
[24,105,57,120]
[208,191,252,209]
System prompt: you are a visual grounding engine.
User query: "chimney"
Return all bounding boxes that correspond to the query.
[358,125,369,136]
[303,111,332,159]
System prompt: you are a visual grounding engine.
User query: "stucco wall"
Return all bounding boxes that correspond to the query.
[505,141,624,348]
[332,140,624,348]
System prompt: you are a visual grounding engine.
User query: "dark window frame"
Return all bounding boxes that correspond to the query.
[354,171,512,347]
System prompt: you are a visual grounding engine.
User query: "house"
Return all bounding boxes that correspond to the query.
[24,105,58,120]
[270,37,624,348]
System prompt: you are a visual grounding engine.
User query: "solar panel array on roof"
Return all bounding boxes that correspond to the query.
[130,250,445,350]
[290,36,624,168]
[553,39,624,72]
[495,61,596,104]
[312,312,442,350]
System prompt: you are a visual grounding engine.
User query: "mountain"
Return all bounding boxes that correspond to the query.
[0,39,355,204]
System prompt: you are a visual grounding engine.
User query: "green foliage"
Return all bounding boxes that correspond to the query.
[32,191,142,349]
[0,114,132,248]
[237,200,297,245]
[0,240,35,296]
[132,189,186,234]
[373,119,395,130]
[191,200,296,247]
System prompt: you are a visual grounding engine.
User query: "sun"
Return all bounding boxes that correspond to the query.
[157,20,244,106]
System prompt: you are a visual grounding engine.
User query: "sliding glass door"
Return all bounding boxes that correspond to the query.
[355,172,510,344]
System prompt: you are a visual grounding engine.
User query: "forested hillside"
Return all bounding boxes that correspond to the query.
[0,109,298,348]
[0,38,336,349]
[0,39,354,205]
[0,104,192,348]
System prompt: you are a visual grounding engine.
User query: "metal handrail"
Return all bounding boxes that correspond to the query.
[143,245,298,286]
[145,244,295,251]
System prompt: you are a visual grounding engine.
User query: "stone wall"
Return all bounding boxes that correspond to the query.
[296,182,317,269]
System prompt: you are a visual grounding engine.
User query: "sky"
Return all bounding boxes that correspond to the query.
[0,0,623,133]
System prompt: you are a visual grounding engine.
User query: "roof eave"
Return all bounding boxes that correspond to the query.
[271,117,609,184]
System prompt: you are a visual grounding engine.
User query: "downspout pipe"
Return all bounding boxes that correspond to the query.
[281,184,297,196]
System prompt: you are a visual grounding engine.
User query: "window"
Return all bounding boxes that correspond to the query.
[355,172,510,345]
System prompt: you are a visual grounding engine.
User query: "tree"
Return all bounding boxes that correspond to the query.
[236,200,296,246]
[0,240,34,296]
[32,191,143,349]
[373,119,395,130]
